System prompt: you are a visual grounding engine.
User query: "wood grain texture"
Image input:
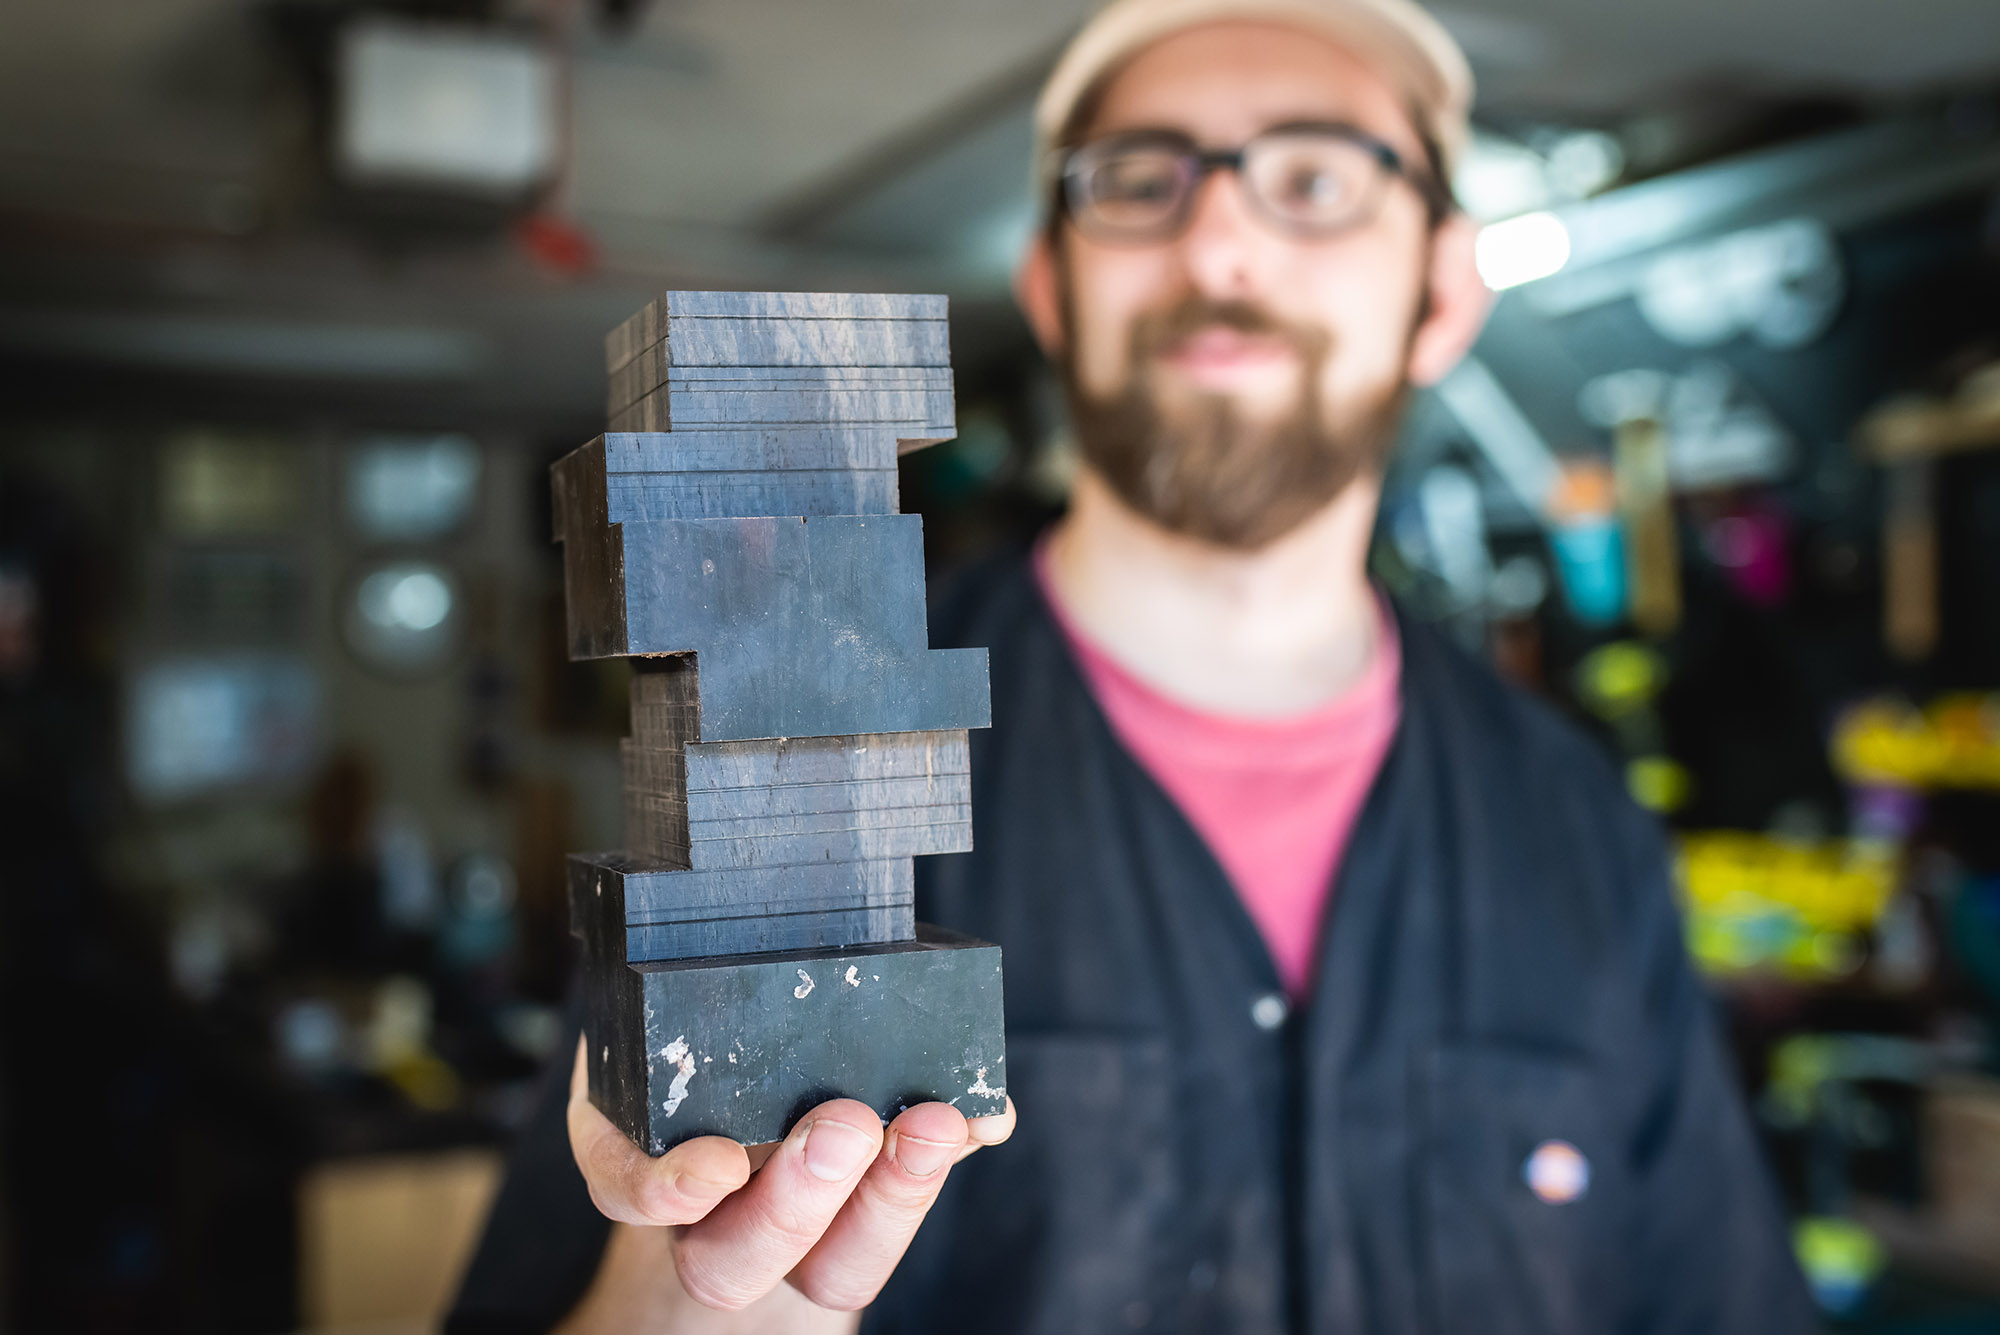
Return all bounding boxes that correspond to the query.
[605,471,898,523]
[605,292,947,371]
[608,358,949,413]
[607,385,954,437]
[600,429,899,474]
[589,515,989,741]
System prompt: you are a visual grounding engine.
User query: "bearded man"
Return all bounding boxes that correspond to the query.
[449,1,1820,1330]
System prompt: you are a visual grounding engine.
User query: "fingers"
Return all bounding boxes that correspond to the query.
[566,1036,751,1227]
[956,1095,1017,1164]
[786,1102,972,1310]
[672,1100,886,1311]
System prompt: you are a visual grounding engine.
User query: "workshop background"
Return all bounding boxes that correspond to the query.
[3,0,2000,1331]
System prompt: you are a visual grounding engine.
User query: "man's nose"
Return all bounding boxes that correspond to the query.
[1173,166,1271,300]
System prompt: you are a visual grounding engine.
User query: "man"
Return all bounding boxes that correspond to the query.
[450,0,1820,1330]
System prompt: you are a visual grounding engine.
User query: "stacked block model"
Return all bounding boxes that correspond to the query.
[553,290,1005,1154]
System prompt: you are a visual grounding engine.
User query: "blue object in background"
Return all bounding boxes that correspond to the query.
[1549,518,1628,628]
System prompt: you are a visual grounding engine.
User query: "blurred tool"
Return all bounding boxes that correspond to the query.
[1858,361,2000,661]
[1545,461,1627,627]
[1833,694,2000,790]
[1574,641,1690,813]
[1677,832,1896,979]
[1794,1216,1887,1316]
[1580,370,1681,636]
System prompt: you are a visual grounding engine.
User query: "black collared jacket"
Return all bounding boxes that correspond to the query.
[449,551,1820,1335]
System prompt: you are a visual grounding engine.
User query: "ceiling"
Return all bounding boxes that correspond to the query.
[0,0,1996,421]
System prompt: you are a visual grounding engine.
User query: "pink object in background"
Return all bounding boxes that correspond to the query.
[1035,549,1401,1000]
[1703,499,1793,607]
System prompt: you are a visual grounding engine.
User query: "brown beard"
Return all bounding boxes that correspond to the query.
[1060,293,1409,550]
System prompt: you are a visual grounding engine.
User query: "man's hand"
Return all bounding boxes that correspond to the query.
[562,1037,1015,1321]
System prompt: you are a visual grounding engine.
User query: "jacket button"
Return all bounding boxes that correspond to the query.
[1250,992,1289,1030]
[1523,1138,1590,1204]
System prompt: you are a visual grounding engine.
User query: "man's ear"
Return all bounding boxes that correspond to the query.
[1406,213,1492,387]
[1014,229,1066,359]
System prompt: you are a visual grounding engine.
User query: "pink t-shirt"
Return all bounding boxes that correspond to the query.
[1035,550,1402,1000]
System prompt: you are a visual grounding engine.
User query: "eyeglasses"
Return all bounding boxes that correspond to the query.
[1058,122,1448,243]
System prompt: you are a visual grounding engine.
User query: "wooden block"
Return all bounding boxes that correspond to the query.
[609,357,949,411]
[666,366,947,384]
[605,470,899,522]
[605,292,947,372]
[600,852,919,964]
[574,885,1006,1153]
[597,850,914,920]
[553,511,990,741]
[621,714,974,868]
[607,385,953,436]
[660,319,950,371]
[625,902,915,964]
[600,429,900,476]
[690,730,971,790]
[657,291,946,320]
[689,773,970,821]
[670,809,973,870]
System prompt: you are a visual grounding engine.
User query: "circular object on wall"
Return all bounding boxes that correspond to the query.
[342,560,463,675]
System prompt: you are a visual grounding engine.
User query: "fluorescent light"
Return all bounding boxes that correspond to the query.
[337,17,557,194]
[1476,211,1572,291]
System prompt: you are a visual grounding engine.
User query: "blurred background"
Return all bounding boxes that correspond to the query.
[3,0,2000,1330]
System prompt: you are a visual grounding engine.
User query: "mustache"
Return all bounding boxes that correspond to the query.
[1129,296,1332,364]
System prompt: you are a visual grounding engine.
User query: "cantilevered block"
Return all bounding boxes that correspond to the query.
[619,665,973,868]
[549,462,989,739]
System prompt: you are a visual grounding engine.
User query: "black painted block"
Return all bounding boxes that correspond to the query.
[605,291,947,371]
[607,359,950,416]
[584,923,1007,1154]
[620,696,975,868]
[607,384,954,439]
[600,429,903,476]
[606,317,950,375]
[570,850,916,957]
[549,504,989,740]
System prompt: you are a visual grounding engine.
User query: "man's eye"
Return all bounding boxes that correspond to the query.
[1099,161,1179,203]
[1277,165,1346,208]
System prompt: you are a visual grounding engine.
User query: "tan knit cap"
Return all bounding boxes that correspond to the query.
[1035,0,1474,193]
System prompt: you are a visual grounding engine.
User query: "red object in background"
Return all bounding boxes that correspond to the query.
[1702,495,1793,607]
[516,212,597,277]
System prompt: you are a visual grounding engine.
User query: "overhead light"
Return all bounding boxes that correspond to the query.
[335,17,558,195]
[345,561,464,675]
[1476,211,1572,291]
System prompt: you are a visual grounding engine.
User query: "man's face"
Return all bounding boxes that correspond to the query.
[1050,22,1441,549]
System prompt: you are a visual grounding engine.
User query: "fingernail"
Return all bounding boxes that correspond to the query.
[892,1133,955,1178]
[803,1120,875,1181]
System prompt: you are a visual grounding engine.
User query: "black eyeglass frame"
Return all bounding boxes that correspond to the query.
[1056,120,1453,243]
